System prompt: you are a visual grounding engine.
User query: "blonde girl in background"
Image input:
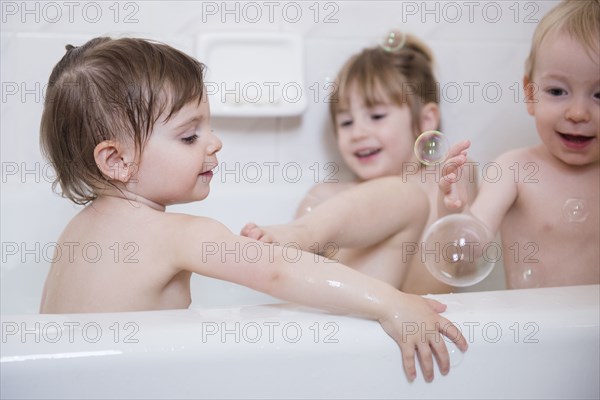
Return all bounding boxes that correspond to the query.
[242,33,475,294]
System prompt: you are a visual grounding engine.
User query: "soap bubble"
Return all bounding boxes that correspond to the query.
[448,342,464,367]
[510,265,546,289]
[520,267,543,288]
[380,30,406,52]
[441,326,465,366]
[519,260,550,288]
[422,214,497,287]
[414,130,450,165]
[562,198,589,223]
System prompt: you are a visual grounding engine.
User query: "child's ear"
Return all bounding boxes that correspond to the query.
[523,76,536,116]
[419,102,441,133]
[94,140,134,183]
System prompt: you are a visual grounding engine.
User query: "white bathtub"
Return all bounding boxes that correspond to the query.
[2,285,598,399]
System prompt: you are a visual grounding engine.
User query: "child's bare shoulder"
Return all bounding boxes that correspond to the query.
[307,181,355,201]
[165,212,232,239]
[308,176,418,199]
[495,146,540,165]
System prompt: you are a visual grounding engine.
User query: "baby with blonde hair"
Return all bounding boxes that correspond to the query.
[440,0,599,288]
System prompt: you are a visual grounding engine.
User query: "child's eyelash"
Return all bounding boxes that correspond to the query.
[182,134,198,144]
[546,87,566,96]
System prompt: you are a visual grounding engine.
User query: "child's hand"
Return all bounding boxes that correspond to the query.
[241,222,310,251]
[379,294,468,382]
[439,140,470,211]
[240,222,275,242]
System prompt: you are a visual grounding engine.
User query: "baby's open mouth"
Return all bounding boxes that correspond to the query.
[355,148,381,158]
[558,133,594,144]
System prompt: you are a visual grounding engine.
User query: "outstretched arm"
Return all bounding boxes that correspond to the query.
[175,216,467,382]
[468,151,520,234]
[440,147,519,234]
[242,176,429,253]
[437,140,472,216]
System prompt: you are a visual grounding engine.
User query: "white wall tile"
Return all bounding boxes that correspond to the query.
[432,40,539,165]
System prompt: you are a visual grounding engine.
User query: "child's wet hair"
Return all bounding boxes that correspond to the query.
[330,33,438,136]
[40,37,206,205]
[525,0,600,80]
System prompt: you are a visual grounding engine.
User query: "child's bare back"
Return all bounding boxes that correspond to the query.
[41,197,196,312]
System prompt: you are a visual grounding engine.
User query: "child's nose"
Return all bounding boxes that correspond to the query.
[350,121,371,140]
[565,97,591,123]
[206,132,223,154]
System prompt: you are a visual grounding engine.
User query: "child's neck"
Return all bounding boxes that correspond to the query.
[96,186,166,212]
[536,144,600,173]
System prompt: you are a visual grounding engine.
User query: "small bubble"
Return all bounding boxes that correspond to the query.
[449,343,464,367]
[442,338,464,367]
[519,266,544,288]
[562,198,589,223]
[414,130,450,165]
[321,74,334,84]
[380,30,406,53]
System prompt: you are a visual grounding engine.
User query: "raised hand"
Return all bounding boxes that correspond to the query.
[439,140,471,211]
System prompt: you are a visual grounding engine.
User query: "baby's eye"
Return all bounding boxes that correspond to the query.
[371,113,386,120]
[181,134,198,144]
[338,120,353,127]
[593,92,600,100]
[546,87,566,96]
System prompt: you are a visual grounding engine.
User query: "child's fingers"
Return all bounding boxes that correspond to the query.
[450,199,464,210]
[425,298,447,313]
[240,223,257,236]
[443,195,463,210]
[416,342,435,382]
[440,318,469,352]
[439,174,454,194]
[430,335,450,376]
[400,342,418,382]
[382,320,418,382]
[449,140,471,157]
[441,176,465,211]
[244,226,267,241]
[443,155,466,175]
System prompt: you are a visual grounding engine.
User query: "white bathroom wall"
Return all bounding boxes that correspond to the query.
[1,1,560,314]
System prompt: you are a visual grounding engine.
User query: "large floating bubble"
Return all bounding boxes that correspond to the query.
[422,214,497,287]
[414,130,450,165]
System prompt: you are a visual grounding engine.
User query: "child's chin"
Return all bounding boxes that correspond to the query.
[357,170,388,181]
[556,151,599,167]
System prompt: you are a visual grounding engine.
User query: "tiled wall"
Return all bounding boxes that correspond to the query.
[1,1,559,313]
